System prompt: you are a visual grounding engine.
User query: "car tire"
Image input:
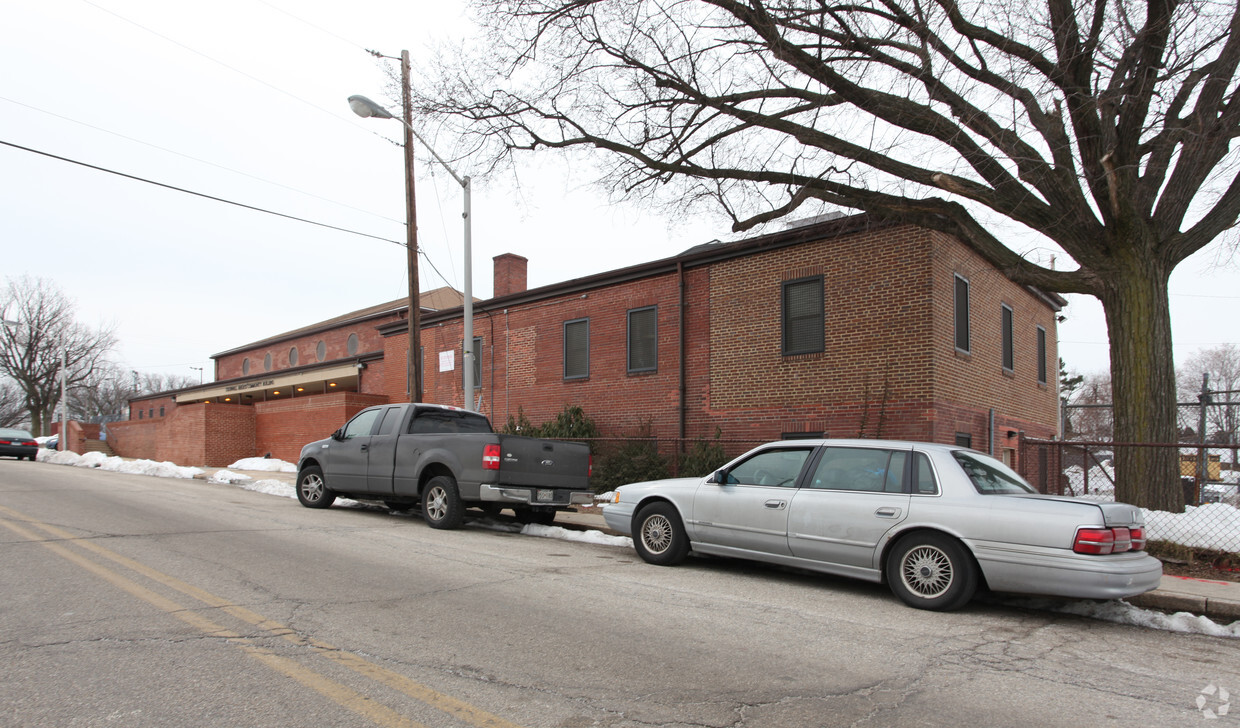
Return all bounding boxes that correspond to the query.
[514,508,557,526]
[885,532,977,611]
[632,502,690,566]
[296,465,336,509]
[421,475,465,529]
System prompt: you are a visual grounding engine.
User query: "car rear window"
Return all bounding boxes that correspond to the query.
[952,451,1037,494]
[408,409,493,434]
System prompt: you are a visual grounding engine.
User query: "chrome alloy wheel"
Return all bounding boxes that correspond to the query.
[299,472,326,503]
[424,484,449,522]
[640,513,674,555]
[899,544,955,599]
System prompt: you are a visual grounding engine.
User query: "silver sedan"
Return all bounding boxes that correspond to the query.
[602,439,1163,611]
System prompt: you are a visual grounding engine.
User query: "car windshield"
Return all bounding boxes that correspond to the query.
[951,451,1037,495]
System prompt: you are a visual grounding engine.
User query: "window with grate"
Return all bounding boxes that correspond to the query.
[782,276,824,355]
[564,319,589,379]
[627,306,658,373]
[954,274,971,352]
[1001,304,1014,371]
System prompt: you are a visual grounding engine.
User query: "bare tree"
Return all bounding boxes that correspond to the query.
[0,379,25,429]
[0,276,118,435]
[1178,344,1240,462]
[414,0,1240,510]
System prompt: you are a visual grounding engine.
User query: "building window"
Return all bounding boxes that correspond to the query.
[1037,326,1048,384]
[464,337,482,390]
[955,432,972,449]
[347,333,359,357]
[564,318,589,380]
[149,408,154,419]
[627,306,658,373]
[263,352,272,371]
[242,358,250,375]
[782,276,824,355]
[316,340,326,362]
[159,407,165,417]
[1001,304,1014,372]
[289,347,299,367]
[954,274,970,353]
[138,409,143,420]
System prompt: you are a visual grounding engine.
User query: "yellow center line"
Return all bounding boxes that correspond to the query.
[0,504,523,728]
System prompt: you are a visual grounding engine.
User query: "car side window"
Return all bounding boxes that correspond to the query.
[913,452,939,495]
[725,448,812,487]
[376,408,402,436]
[342,409,382,439]
[808,447,904,492]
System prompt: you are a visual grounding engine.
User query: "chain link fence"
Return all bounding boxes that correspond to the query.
[1017,438,1240,556]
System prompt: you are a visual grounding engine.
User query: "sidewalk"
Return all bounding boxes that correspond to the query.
[213,466,1240,622]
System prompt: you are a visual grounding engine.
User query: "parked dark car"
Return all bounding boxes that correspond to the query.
[0,428,39,460]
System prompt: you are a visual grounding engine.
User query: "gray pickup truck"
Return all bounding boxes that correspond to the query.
[295,403,593,529]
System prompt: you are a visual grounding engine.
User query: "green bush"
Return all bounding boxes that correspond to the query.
[678,428,729,477]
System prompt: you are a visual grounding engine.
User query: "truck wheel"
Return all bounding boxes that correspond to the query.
[296,466,336,509]
[632,502,689,565]
[421,475,465,529]
[514,508,557,526]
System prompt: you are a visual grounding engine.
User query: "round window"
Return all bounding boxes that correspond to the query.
[264,353,272,371]
[242,358,250,375]
[316,340,326,362]
[347,333,359,356]
[289,347,299,367]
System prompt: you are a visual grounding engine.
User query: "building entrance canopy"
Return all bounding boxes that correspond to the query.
[174,362,362,405]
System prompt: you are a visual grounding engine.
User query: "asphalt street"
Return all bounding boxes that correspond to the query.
[2,459,1238,727]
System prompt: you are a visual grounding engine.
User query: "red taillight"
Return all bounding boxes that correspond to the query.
[1073,528,1115,555]
[1073,526,1145,554]
[482,444,500,470]
[588,455,593,479]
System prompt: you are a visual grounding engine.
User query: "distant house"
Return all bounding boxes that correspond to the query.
[116,214,1062,468]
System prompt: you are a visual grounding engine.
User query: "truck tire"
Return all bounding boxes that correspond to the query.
[296,465,336,509]
[421,475,465,529]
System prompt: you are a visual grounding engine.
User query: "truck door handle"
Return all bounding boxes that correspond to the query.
[764,500,787,510]
[875,507,901,518]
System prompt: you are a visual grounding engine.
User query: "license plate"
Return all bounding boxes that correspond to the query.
[536,489,554,502]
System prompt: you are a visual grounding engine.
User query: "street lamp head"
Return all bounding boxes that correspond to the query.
[348,95,396,120]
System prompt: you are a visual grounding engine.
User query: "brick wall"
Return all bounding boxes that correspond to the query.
[214,312,400,381]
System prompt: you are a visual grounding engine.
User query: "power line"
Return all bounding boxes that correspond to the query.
[1,138,404,247]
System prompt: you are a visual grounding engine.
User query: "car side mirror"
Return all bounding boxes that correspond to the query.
[331,428,345,441]
[707,469,727,485]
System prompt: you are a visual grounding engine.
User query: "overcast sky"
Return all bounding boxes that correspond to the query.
[3,0,1238,386]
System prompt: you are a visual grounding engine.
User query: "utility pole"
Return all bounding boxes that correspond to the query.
[400,49,422,404]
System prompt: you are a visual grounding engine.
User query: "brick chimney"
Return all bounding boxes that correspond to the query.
[493,253,528,297]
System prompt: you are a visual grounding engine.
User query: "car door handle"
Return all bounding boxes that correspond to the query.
[360,444,369,452]
[765,500,787,510]
[875,507,901,518]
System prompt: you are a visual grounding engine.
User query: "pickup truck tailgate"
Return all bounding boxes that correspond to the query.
[496,435,590,489]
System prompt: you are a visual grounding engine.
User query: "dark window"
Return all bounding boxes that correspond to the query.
[564,319,589,379]
[913,452,938,494]
[138,410,143,420]
[377,407,402,436]
[464,337,483,390]
[242,358,250,375]
[408,408,493,434]
[627,306,658,373]
[955,432,973,449]
[782,277,824,355]
[159,407,165,417]
[1037,326,1048,384]
[954,274,970,352]
[781,431,825,440]
[952,450,1037,494]
[148,408,154,419]
[807,447,906,492]
[1001,304,1014,371]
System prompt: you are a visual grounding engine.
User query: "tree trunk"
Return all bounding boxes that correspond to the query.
[1101,254,1182,513]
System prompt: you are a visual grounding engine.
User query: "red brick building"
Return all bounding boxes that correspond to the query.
[115,214,1062,467]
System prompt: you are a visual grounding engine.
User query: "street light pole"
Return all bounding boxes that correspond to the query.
[349,66,474,409]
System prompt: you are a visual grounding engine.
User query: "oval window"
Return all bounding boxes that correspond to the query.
[289,347,299,367]
[242,358,250,375]
[264,353,272,371]
[347,333,359,356]
[316,340,326,362]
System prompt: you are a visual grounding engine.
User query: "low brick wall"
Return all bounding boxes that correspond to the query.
[255,392,389,463]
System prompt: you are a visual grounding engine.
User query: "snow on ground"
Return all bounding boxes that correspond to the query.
[29,448,1238,638]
